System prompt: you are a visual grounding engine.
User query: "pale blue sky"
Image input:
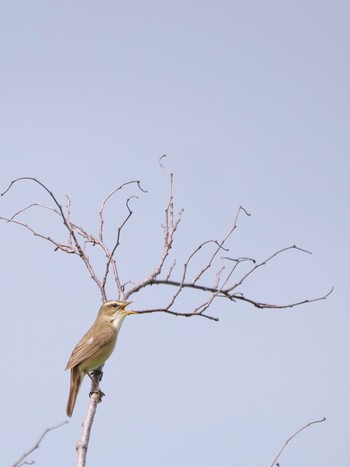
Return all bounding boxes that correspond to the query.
[1,1,349,466]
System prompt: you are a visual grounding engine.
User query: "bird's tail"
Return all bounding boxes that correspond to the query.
[66,367,83,417]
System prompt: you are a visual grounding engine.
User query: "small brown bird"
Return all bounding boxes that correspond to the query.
[65,300,135,417]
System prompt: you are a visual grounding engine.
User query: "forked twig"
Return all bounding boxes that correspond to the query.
[127,240,333,320]
[1,177,146,302]
[227,245,311,292]
[192,205,250,284]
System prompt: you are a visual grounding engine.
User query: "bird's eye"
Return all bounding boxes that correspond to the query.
[112,303,118,308]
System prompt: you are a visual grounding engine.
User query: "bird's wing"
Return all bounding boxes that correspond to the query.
[65,325,114,370]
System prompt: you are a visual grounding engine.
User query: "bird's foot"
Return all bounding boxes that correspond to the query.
[89,388,105,402]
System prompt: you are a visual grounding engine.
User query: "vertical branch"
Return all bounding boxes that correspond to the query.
[101,195,139,298]
[156,155,183,279]
[98,181,147,298]
[65,195,74,250]
[76,372,104,467]
[126,156,183,298]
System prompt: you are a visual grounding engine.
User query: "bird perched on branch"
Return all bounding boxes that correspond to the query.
[65,300,136,417]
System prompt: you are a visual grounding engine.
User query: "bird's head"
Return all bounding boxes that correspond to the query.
[99,300,136,329]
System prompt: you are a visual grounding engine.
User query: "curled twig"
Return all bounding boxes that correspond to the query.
[99,180,146,242]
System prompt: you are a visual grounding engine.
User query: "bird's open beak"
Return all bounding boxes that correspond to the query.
[123,301,137,315]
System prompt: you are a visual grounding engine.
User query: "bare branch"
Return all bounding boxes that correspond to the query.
[1,177,147,302]
[2,177,84,253]
[126,241,331,320]
[126,202,251,313]
[192,205,250,284]
[1,178,104,299]
[226,245,312,292]
[99,180,147,242]
[134,307,219,321]
[65,195,74,250]
[158,154,168,170]
[1,174,332,319]
[230,286,334,310]
[0,216,75,254]
[126,155,183,299]
[8,202,61,221]
[76,370,105,467]
[101,195,139,298]
[156,154,183,278]
[134,283,333,320]
[165,259,177,281]
[12,421,68,467]
[269,417,326,467]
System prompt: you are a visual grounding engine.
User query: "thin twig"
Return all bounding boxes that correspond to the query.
[0,216,75,254]
[101,195,139,298]
[230,287,334,309]
[192,205,250,284]
[269,417,326,467]
[227,245,312,292]
[2,177,83,254]
[99,180,147,242]
[8,203,60,221]
[1,177,146,302]
[1,177,104,294]
[126,156,183,299]
[12,421,68,467]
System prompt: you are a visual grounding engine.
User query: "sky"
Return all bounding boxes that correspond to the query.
[1,1,349,466]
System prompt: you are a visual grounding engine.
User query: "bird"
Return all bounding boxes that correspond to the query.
[65,300,135,417]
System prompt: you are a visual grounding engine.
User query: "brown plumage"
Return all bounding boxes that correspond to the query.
[65,300,135,417]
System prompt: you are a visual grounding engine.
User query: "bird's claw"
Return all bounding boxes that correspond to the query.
[89,388,105,402]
